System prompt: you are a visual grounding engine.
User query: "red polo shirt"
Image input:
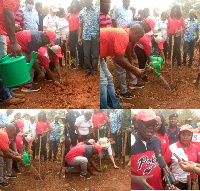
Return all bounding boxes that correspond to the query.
[135,34,152,55]
[92,112,108,128]
[37,46,59,68]
[167,17,185,34]
[0,0,20,35]
[66,12,79,32]
[0,128,9,150]
[100,28,130,58]
[155,133,169,155]
[36,120,51,135]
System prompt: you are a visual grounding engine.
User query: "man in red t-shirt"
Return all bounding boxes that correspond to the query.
[100,25,144,109]
[0,124,22,187]
[37,45,63,86]
[0,0,25,105]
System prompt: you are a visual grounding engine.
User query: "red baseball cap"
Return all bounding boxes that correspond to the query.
[180,124,193,133]
[94,144,102,156]
[15,120,24,133]
[145,18,155,33]
[154,36,164,49]
[136,110,161,123]
[44,30,56,46]
[50,45,62,57]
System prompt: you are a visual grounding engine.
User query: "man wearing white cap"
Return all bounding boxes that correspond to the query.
[37,45,63,86]
[183,9,199,68]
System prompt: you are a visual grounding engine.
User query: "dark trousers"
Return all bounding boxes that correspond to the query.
[176,181,193,190]
[69,30,84,68]
[78,135,88,142]
[70,132,77,147]
[183,39,196,66]
[94,128,104,142]
[134,46,147,69]
[169,34,181,66]
[83,36,99,73]
[37,135,47,161]
[111,132,122,157]
[49,140,58,161]
[31,140,37,160]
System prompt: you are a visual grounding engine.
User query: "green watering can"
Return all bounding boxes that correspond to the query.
[0,52,38,88]
[19,151,31,166]
[147,55,164,76]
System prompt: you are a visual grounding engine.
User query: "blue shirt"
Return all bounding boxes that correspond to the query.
[79,5,99,40]
[23,7,39,31]
[112,6,133,28]
[0,112,10,128]
[49,121,64,141]
[183,18,198,42]
[109,110,122,134]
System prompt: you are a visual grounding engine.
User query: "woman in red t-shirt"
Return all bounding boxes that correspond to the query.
[167,5,185,70]
[66,0,84,70]
[35,111,51,163]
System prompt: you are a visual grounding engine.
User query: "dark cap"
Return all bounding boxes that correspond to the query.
[169,113,178,119]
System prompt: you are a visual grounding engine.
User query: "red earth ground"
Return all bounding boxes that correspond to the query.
[0,68,99,109]
[1,149,130,191]
[108,48,200,109]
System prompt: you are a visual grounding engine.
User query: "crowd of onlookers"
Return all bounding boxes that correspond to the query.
[0,0,99,106]
[100,0,199,109]
[132,110,200,190]
[0,109,132,186]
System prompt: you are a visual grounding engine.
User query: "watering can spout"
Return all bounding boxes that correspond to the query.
[28,52,39,72]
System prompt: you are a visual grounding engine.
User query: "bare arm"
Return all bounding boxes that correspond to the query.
[78,23,83,46]
[131,175,154,190]
[4,8,21,56]
[112,19,117,28]
[2,149,22,161]
[54,63,62,81]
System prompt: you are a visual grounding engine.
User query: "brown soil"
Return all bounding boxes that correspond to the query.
[0,68,99,109]
[108,49,200,109]
[2,153,130,191]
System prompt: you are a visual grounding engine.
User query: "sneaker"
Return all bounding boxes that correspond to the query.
[129,84,144,89]
[80,173,91,179]
[5,174,17,180]
[14,168,21,174]
[0,181,9,187]
[120,92,135,99]
[21,85,41,92]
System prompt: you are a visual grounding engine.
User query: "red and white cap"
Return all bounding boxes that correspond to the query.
[180,124,193,133]
[154,36,164,49]
[50,45,63,58]
[44,30,56,46]
[145,17,155,33]
[136,110,161,124]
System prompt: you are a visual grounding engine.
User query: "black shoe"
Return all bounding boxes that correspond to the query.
[76,67,82,72]
[85,72,91,77]
[14,168,21,174]
[0,181,9,187]
[120,92,135,99]
[80,173,91,179]
[129,83,144,89]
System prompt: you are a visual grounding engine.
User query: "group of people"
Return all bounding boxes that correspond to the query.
[0,0,99,106]
[100,0,200,109]
[131,110,200,190]
[0,109,132,187]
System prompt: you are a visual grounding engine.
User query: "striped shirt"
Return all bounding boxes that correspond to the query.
[15,9,25,33]
[100,12,111,28]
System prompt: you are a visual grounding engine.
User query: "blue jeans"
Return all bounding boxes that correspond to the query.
[100,58,121,109]
[83,36,99,73]
[169,34,181,66]
[183,39,196,66]
[0,34,13,104]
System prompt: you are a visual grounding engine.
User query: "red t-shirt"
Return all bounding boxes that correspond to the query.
[155,133,169,155]
[167,17,185,34]
[66,12,79,32]
[136,34,152,55]
[36,120,51,135]
[0,0,20,35]
[100,28,130,58]
[37,46,59,68]
[92,112,108,128]
[6,30,31,53]
[0,129,9,150]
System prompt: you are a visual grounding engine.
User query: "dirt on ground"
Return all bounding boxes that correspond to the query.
[0,68,99,109]
[1,151,130,191]
[108,48,200,109]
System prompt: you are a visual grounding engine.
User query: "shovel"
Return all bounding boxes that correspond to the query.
[59,143,65,179]
[38,135,42,179]
[122,132,128,169]
[187,173,191,190]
